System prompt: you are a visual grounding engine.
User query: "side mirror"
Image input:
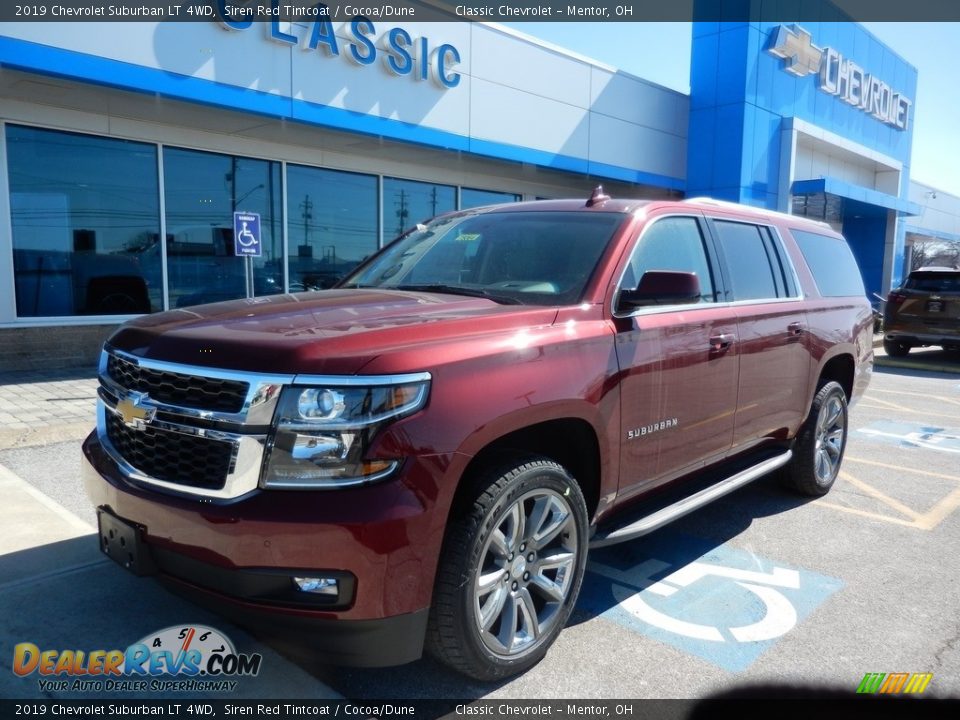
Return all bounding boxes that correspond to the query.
[618,270,702,310]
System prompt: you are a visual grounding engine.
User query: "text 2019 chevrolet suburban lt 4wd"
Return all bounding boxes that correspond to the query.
[83,192,873,680]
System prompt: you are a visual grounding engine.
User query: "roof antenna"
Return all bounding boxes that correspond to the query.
[586,185,610,207]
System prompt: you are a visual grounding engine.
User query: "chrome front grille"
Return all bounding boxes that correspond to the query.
[97,346,292,500]
[105,412,234,490]
[106,353,249,413]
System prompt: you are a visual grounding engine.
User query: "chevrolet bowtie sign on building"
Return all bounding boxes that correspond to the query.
[768,24,913,131]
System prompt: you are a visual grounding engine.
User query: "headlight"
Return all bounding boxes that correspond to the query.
[261,376,430,489]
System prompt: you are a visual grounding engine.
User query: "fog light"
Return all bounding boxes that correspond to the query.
[293,576,339,596]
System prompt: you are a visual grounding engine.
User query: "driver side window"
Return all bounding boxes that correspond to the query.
[621,217,716,303]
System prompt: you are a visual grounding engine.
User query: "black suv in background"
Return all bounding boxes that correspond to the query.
[884,267,960,356]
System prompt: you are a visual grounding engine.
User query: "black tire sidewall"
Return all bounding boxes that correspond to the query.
[455,461,589,678]
[883,338,910,357]
[792,381,848,494]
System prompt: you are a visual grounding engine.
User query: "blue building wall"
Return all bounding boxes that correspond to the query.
[688,1,919,294]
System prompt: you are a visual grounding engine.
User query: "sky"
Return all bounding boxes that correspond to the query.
[501,22,960,197]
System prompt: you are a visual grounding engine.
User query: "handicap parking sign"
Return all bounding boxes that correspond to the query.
[233,212,261,257]
[578,532,843,671]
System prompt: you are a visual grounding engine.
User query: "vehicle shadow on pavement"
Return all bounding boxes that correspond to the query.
[0,536,341,700]
[568,479,814,628]
[874,363,960,380]
[276,480,814,700]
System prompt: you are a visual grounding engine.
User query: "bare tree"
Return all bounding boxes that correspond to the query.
[909,238,960,270]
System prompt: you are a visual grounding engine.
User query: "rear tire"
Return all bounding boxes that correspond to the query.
[783,381,848,496]
[426,456,588,681]
[883,338,911,357]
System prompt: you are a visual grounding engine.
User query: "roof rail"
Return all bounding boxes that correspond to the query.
[682,197,831,228]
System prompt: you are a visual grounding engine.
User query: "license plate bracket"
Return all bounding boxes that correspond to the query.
[97,508,156,576]
[927,300,944,313]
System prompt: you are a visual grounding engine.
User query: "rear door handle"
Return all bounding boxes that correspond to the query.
[709,333,736,352]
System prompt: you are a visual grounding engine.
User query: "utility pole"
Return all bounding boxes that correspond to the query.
[300,195,313,245]
[395,190,409,236]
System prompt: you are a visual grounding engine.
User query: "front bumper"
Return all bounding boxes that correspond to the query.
[82,431,464,666]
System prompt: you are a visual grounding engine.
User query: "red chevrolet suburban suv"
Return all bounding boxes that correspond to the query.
[83,193,873,680]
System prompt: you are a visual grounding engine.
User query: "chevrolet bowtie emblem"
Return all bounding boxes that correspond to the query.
[768,24,823,77]
[117,392,156,430]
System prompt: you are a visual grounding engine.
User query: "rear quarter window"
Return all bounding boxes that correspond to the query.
[790,229,865,297]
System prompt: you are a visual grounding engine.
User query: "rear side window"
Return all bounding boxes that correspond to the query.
[791,229,865,297]
[712,221,794,301]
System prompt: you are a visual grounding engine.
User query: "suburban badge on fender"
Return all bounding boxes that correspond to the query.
[116,392,156,431]
[627,418,679,440]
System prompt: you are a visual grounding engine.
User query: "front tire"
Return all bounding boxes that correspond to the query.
[783,381,848,496]
[427,456,588,681]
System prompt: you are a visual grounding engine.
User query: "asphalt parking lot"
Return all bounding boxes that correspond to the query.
[1,360,958,702]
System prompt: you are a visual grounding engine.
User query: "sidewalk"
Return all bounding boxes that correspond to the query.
[0,366,98,449]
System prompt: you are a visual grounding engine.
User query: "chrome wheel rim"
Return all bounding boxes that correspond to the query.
[474,488,578,657]
[814,394,845,484]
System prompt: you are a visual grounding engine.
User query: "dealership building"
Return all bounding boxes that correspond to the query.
[1,3,959,370]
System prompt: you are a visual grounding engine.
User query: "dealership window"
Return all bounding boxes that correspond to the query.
[6,125,162,317]
[460,188,521,209]
[163,147,283,308]
[383,177,456,240]
[286,165,378,290]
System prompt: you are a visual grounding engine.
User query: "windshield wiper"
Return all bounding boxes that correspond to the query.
[393,284,522,305]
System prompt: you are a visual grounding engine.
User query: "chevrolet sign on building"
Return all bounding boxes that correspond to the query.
[768,24,913,130]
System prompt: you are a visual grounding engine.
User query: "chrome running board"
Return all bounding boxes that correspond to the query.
[589,450,793,549]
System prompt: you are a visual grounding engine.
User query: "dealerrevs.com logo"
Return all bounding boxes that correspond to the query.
[12,625,262,693]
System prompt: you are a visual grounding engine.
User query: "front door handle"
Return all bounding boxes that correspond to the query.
[788,322,805,336]
[709,333,736,352]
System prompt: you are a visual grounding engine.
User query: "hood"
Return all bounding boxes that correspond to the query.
[108,289,559,375]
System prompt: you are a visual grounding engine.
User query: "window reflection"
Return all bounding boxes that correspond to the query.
[460,188,521,209]
[286,165,378,290]
[383,177,455,240]
[7,125,161,317]
[163,147,282,308]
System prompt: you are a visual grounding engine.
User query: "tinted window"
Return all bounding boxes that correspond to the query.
[343,211,625,306]
[904,271,960,294]
[713,221,781,301]
[7,125,161,317]
[287,165,378,290]
[383,177,456,238]
[622,217,716,302]
[460,188,521,209]
[792,229,865,297]
[163,147,283,308]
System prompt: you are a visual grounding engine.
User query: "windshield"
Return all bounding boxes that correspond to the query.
[340,210,627,305]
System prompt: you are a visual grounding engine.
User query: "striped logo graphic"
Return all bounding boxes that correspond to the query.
[857,672,933,694]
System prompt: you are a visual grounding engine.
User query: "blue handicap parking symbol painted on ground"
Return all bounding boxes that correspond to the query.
[577,532,843,672]
[233,211,262,257]
[857,420,960,455]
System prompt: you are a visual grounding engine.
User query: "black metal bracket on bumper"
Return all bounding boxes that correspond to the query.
[97,506,157,576]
